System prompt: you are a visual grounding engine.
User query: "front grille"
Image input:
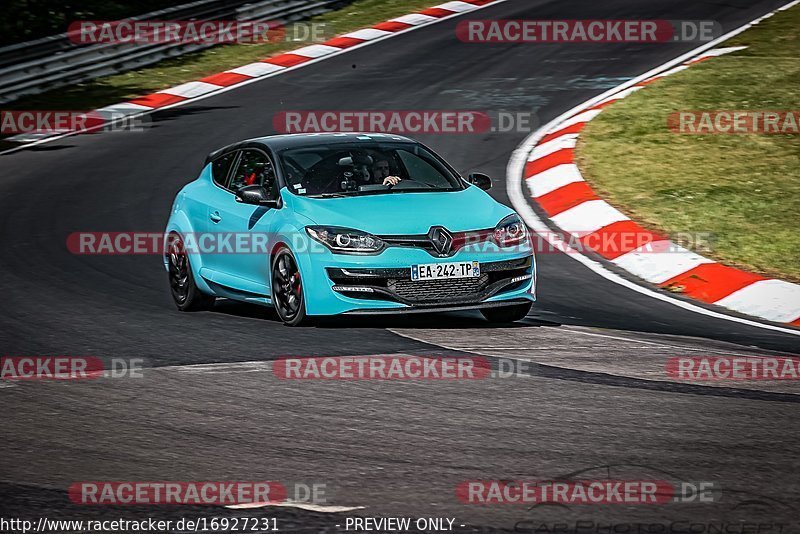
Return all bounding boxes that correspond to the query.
[380,228,494,258]
[388,274,490,304]
[326,256,533,307]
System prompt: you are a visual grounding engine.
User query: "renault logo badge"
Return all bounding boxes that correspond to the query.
[428,226,453,256]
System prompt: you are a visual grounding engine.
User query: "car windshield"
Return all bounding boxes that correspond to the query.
[278,141,464,198]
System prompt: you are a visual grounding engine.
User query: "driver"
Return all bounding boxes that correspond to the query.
[372,159,402,186]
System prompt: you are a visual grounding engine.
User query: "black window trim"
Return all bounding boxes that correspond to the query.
[210,150,241,193]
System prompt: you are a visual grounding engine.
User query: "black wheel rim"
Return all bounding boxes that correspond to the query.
[167,236,190,305]
[273,252,302,321]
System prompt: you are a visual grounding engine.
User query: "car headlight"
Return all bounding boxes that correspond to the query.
[493,214,528,247]
[306,226,385,254]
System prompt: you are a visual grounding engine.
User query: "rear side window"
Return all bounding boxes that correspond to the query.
[229,149,276,194]
[211,153,236,187]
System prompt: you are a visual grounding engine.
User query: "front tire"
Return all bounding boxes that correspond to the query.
[167,234,215,311]
[271,248,308,326]
[480,302,532,323]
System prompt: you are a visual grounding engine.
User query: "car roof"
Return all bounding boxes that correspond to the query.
[206,133,418,163]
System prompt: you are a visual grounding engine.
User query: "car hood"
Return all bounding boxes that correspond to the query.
[287,185,513,234]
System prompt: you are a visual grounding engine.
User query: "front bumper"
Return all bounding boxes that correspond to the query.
[295,243,536,316]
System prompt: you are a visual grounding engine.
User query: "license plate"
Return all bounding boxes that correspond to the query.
[411,261,480,281]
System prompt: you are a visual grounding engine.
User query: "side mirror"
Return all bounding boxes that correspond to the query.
[236,185,280,207]
[467,172,492,191]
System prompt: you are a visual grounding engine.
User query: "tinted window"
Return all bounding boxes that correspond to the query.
[230,149,278,198]
[396,148,453,189]
[278,141,462,197]
[211,152,236,187]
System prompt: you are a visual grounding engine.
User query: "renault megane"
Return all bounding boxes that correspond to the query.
[164,133,536,325]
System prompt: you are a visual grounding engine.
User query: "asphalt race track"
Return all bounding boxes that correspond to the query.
[1,0,799,531]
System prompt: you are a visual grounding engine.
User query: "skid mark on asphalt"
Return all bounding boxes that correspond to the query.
[175,361,275,374]
[227,502,366,512]
[388,324,800,395]
[169,354,436,375]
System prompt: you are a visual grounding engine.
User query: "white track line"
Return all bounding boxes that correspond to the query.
[507,0,800,337]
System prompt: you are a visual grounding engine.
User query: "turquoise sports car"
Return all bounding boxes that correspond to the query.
[164,133,536,325]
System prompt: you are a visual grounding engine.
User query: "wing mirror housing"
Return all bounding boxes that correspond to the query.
[467,172,492,191]
[236,185,281,207]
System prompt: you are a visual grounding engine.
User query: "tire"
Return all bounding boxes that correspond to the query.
[271,248,308,326]
[167,234,216,312]
[480,302,532,323]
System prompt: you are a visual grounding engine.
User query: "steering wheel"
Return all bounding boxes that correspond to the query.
[305,155,347,194]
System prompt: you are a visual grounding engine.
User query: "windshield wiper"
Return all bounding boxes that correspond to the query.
[390,188,453,194]
[307,193,354,198]
[308,188,453,198]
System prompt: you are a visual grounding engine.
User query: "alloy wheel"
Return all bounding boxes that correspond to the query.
[168,236,189,305]
[273,251,303,322]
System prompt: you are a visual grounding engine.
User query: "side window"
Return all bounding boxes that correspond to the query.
[229,149,278,197]
[211,152,236,188]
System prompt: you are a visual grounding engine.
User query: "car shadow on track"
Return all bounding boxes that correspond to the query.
[210,298,560,330]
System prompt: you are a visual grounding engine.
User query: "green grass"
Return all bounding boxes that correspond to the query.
[4,0,438,111]
[577,5,800,282]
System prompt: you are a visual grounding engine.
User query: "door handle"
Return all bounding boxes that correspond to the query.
[209,211,222,223]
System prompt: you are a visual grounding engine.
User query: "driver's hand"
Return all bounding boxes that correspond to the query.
[382,176,401,186]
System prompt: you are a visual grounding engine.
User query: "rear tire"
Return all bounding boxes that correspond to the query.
[167,233,215,312]
[480,302,532,323]
[271,248,308,326]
